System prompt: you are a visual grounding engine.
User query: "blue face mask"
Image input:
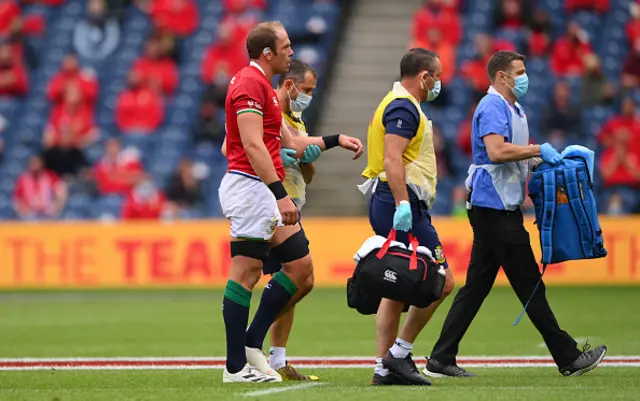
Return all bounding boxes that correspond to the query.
[422,72,441,102]
[290,85,313,112]
[504,72,529,99]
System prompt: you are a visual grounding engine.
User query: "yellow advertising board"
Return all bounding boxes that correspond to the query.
[0,217,638,289]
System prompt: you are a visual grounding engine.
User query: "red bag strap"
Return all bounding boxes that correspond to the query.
[376,230,419,271]
[408,233,419,271]
[376,229,396,259]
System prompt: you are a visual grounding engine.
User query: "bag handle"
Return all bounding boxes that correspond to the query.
[376,229,420,271]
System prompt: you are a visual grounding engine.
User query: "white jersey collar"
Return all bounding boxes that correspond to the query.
[250,61,266,77]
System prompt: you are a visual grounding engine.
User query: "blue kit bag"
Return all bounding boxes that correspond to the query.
[513,146,607,325]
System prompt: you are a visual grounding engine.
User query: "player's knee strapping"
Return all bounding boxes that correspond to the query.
[270,230,310,264]
[230,241,270,261]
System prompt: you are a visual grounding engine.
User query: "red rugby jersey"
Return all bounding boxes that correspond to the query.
[225,62,284,180]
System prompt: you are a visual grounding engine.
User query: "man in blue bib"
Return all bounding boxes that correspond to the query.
[424,51,607,378]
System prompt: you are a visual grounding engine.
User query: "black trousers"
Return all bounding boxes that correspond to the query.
[430,206,581,368]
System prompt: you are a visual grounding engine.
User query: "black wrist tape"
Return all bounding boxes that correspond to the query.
[322,134,340,150]
[267,181,288,200]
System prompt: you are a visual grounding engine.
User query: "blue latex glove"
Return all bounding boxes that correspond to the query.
[300,145,322,164]
[393,201,412,232]
[540,143,562,165]
[280,148,297,167]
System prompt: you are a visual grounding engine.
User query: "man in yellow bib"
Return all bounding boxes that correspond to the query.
[359,48,455,386]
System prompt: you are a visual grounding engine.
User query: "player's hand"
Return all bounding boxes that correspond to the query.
[338,135,364,160]
[393,201,412,232]
[277,196,298,226]
[540,143,562,165]
[280,148,298,167]
[300,144,321,163]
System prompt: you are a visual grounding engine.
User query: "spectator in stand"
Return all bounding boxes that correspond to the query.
[165,158,204,217]
[551,21,593,77]
[194,86,225,145]
[566,0,609,14]
[43,84,98,149]
[582,53,615,106]
[13,155,68,220]
[142,0,198,38]
[131,37,178,96]
[622,38,640,90]
[122,175,168,220]
[0,0,21,41]
[598,97,640,155]
[220,0,263,44]
[115,70,164,135]
[201,21,248,84]
[73,0,120,64]
[493,0,533,30]
[42,128,90,178]
[627,2,640,45]
[599,127,640,213]
[223,0,266,14]
[149,27,179,62]
[542,81,581,150]
[94,138,144,195]
[461,33,494,101]
[47,53,99,108]
[412,0,462,46]
[0,40,28,97]
[525,9,552,57]
[410,27,454,86]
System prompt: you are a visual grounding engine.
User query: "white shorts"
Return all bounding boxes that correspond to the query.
[219,172,282,241]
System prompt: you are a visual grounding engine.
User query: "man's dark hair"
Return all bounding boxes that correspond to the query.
[487,50,526,83]
[400,48,439,78]
[278,59,317,86]
[246,21,283,60]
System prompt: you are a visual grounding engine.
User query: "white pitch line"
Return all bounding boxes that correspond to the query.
[242,382,323,397]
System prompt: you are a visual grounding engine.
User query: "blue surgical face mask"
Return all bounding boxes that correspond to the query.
[290,84,313,112]
[422,72,441,102]
[504,72,529,99]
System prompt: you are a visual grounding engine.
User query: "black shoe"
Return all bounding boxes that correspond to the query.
[423,358,476,378]
[559,343,607,377]
[371,371,407,386]
[382,352,432,386]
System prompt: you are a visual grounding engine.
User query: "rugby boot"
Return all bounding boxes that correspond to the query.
[276,361,319,381]
[382,352,432,386]
[371,371,407,386]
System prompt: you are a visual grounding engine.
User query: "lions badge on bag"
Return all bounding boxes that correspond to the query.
[434,246,446,265]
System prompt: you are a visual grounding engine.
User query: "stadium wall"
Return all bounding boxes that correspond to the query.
[0,217,638,289]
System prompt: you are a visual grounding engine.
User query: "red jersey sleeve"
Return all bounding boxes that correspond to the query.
[231,78,268,117]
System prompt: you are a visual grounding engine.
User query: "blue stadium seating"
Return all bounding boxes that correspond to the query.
[0,0,342,220]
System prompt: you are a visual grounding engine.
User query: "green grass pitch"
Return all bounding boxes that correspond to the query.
[1,286,639,400]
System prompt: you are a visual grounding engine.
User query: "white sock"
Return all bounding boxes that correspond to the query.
[269,346,286,370]
[374,357,389,376]
[389,338,413,359]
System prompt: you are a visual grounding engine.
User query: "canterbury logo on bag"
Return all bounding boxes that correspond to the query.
[383,270,397,283]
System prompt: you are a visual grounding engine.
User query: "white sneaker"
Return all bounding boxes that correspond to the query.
[223,364,281,383]
[246,346,282,379]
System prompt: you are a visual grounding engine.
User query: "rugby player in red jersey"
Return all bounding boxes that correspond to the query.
[219,21,362,384]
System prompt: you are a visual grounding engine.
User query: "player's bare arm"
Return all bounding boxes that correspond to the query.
[483,133,541,163]
[238,113,281,184]
[221,138,227,156]
[284,133,363,160]
[383,134,410,205]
